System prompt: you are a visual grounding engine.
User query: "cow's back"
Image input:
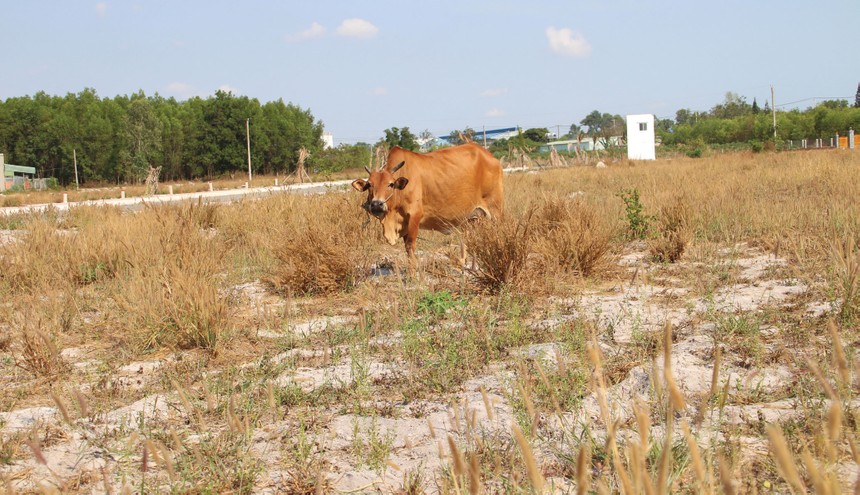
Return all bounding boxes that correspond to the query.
[387,143,503,229]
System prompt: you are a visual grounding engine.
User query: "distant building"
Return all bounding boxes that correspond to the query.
[538,136,622,153]
[436,127,520,147]
[322,132,334,149]
[0,153,37,191]
[626,114,656,160]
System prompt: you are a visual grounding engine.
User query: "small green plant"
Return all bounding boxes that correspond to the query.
[686,147,703,158]
[351,416,395,472]
[618,188,654,240]
[416,290,465,319]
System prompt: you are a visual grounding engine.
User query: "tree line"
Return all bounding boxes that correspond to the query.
[662,92,860,147]
[448,90,860,153]
[0,88,323,185]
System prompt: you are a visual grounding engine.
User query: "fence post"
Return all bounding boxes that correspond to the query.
[850,128,855,149]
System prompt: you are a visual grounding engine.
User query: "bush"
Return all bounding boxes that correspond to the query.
[618,188,654,240]
[463,214,533,293]
[686,147,703,158]
[648,196,692,263]
[266,197,377,295]
[532,197,615,277]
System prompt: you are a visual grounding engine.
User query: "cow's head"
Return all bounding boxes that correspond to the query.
[352,161,409,244]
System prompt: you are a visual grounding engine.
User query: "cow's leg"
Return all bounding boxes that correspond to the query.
[404,213,422,273]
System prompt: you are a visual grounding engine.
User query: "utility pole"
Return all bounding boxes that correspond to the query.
[771,84,777,140]
[73,148,80,189]
[246,118,252,183]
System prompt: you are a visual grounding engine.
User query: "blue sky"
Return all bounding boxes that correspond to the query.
[2,1,857,145]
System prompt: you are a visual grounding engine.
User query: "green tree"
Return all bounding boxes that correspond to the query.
[710,92,751,119]
[311,143,371,174]
[381,126,419,151]
[522,127,550,143]
[121,94,163,182]
[855,83,860,108]
[752,98,760,114]
[675,109,694,126]
[580,110,624,147]
[567,123,583,140]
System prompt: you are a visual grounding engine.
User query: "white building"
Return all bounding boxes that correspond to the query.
[322,132,334,149]
[626,114,656,160]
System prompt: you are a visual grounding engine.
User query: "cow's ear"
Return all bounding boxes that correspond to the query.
[392,177,409,190]
[351,179,370,192]
[391,161,406,173]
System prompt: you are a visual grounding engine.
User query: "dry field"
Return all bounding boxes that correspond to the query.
[0,150,858,494]
[0,171,349,208]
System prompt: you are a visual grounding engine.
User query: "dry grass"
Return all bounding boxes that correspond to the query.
[532,196,616,277]
[648,195,693,263]
[462,213,534,293]
[266,196,378,296]
[0,149,858,493]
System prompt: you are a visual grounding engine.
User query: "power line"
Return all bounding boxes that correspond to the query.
[776,96,852,108]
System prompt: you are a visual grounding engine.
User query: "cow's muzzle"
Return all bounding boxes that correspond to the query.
[364,200,387,218]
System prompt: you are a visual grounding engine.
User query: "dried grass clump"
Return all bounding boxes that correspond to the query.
[112,206,233,352]
[463,214,533,293]
[0,219,75,292]
[532,196,615,277]
[649,196,693,263]
[10,296,75,377]
[831,235,859,324]
[463,215,533,293]
[266,197,377,296]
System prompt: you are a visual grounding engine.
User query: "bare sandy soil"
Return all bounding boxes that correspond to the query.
[1,237,847,493]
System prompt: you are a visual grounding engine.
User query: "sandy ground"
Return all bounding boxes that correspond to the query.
[2,236,850,493]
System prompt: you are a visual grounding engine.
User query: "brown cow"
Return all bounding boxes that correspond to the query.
[351,143,504,259]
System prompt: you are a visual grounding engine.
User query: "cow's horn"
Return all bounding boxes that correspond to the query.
[364,165,372,175]
[391,161,405,173]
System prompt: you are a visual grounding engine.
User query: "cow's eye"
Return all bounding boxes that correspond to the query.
[388,183,395,188]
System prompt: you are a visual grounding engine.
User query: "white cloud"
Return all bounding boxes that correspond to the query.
[285,22,326,42]
[485,108,505,118]
[480,88,508,98]
[165,82,197,98]
[217,84,240,94]
[370,87,388,96]
[95,2,108,18]
[336,18,379,39]
[546,26,592,58]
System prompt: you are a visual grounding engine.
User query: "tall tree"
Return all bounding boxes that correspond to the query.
[381,127,418,151]
[580,110,624,147]
[855,82,860,108]
[122,95,163,182]
[522,127,550,143]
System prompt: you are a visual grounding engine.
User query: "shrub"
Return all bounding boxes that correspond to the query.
[618,188,654,240]
[648,196,692,263]
[266,197,377,296]
[532,197,615,277]
[463,214,533,293]
[112,205,233,352]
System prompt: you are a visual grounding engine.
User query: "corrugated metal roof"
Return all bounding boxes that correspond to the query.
[4,164,36,176]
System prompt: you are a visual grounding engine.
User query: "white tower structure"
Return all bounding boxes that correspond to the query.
[626,114,656,160]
